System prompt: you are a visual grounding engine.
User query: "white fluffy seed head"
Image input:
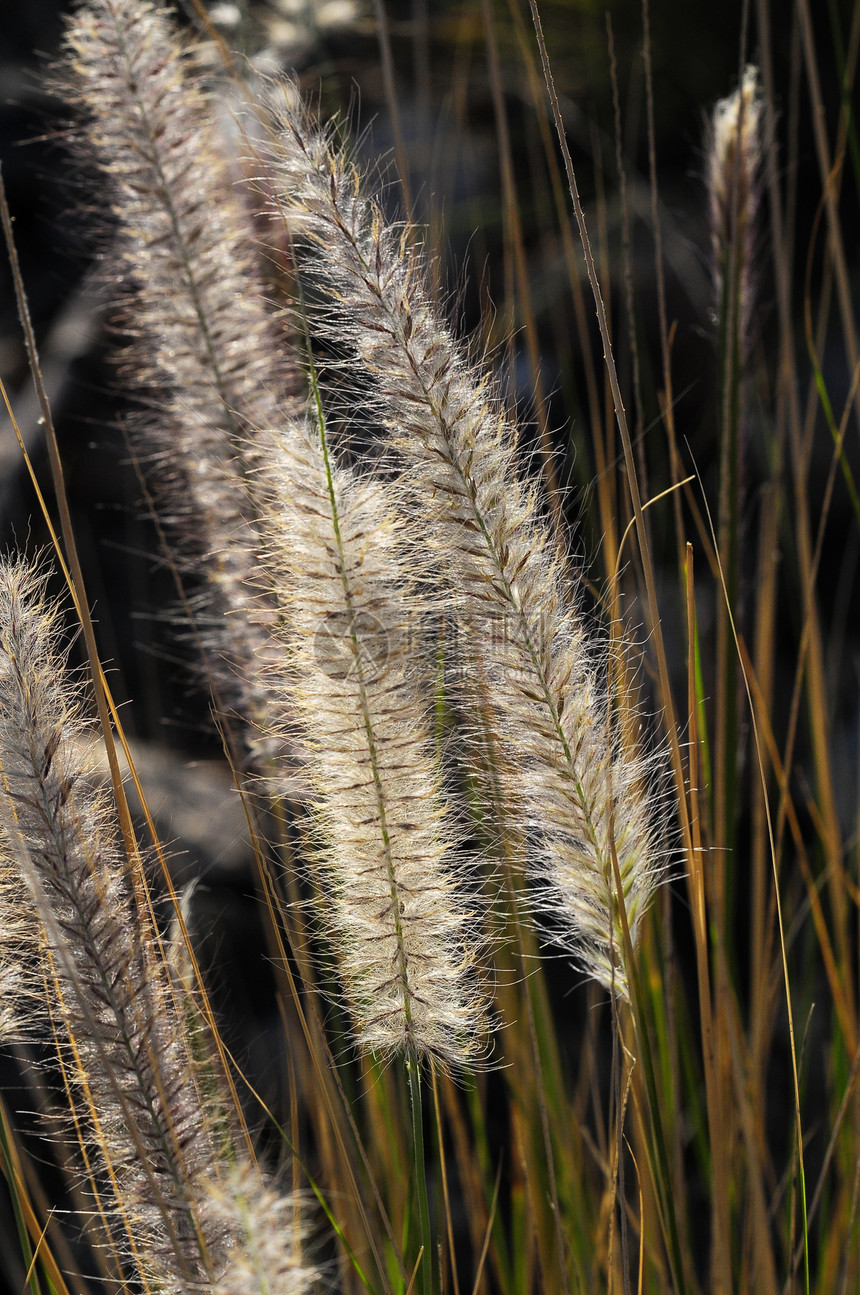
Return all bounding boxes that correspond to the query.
[61,0,300,767]
[259,87,665,998]
[0,554,321,1289]
[0,556,233,1288]
[255,417,491,1066]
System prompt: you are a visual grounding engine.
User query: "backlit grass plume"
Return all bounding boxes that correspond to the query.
[62,0,297,765]
[261,87,662,997]
[62,0,487,1070]
[706,64,763,359]
[0,555,316,1293]
[256,411,489,1067]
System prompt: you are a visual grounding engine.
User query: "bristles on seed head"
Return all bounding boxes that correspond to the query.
[260,85,665,998]
[254,418,491,1067]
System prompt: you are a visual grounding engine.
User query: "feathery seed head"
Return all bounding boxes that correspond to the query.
[0,553,319,1289]
[61,0,299,767]
[0,556,235,1288]
[256,417,491,1067]
[706,64,764,351]
[262,86,664,999]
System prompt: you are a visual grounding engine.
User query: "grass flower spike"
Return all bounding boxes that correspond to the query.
[0,555,316,1292]
[258,412,488,1067]
[706,64,763,359]
[0,556,229,1287]
[262,88,662,996]
[62,0,297,763]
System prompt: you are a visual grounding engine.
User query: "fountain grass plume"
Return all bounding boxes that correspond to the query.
[256,408,490,1068]
[0,554,318,1292]
[61,0,299,766]
[0,555,229,1288]
[706,64,763,360]
[259,84,664,997]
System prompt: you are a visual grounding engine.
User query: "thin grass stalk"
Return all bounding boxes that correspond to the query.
[0,1093,58,1295]
[358,1055,410,1272]
[480,0,561,525]
[708,517,812,1295]
[2,1049,101,1292]
[608,12,645,500]
[371,0,413,220]
[745,487,785,1289]
[796,0,860,436]
[750,485,780,1077]
[641,0,684,583]
[405,1056,433,1295]
[428,1062,459,1295]
[501,0,610,569]
[825,0,860,206]
[439,1077,504,1294]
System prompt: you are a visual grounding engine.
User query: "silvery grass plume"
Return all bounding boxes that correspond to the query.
[206,1163,320,1295]
[61,0,298,768]
[61,0,487,1070]
[261,86,663,998]
[0,556,317,1293]
[706,64,763,361]
[256,411,489,1067]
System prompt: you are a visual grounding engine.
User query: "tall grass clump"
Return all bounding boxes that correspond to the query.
[0,0,857,1292]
